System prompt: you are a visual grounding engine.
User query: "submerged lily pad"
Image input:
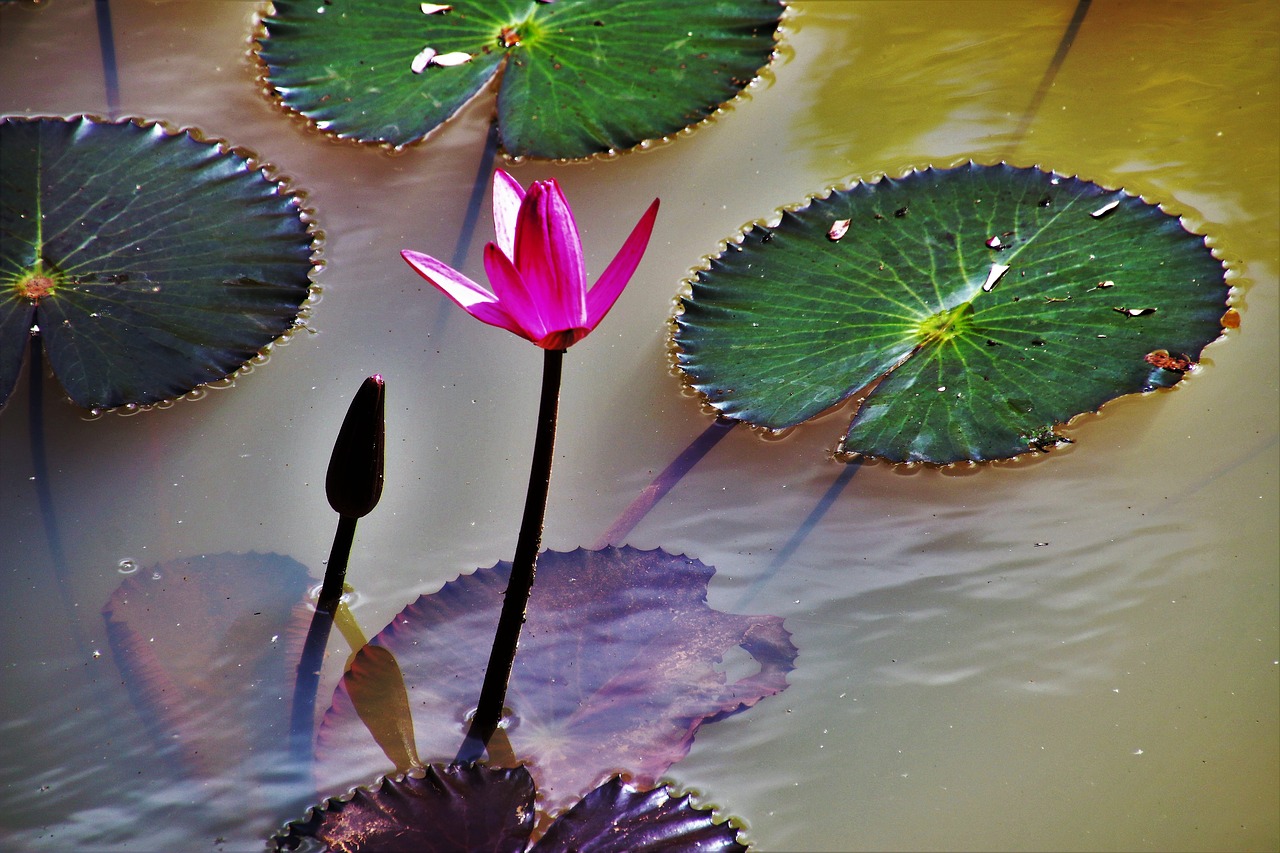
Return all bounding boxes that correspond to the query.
[102,552,312,775]
[0,116,316,411]
[273,765,745,852]
[675,162,1230,464]
[315,547,796,813]
[256,0,784,158]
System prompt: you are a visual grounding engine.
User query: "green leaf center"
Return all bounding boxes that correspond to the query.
[916,301,974,345]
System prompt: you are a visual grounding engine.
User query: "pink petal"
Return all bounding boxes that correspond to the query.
[513,180,587,332]
[401,249,524,337]
[585,198,660,329]
[482,243,549,343]
[491,170,525,260]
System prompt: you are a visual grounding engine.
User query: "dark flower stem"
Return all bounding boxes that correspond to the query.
[457,348,563,763]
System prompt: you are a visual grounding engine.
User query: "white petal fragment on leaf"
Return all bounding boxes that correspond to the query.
[982,263,1011,292]
[827,219,851,241]
[410,46,437,74]
[1091,199,1121,219]
[420,3,453,13]
[431,51,473,67]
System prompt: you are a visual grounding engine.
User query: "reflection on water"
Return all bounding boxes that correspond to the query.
[0,1,1276,851]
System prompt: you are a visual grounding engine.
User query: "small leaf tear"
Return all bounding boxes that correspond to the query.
[1113,306,1157,317]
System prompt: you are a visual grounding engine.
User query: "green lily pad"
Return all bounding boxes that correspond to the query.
[0,116,317,411]
[674,163,1230,464]
[255,0,784,158]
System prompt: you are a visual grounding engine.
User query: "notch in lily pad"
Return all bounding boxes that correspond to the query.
[255,0,785,158]
[674,162,1232,465]
[0,116,318,412]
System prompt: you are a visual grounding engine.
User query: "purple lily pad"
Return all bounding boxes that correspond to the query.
[532,775,747,853]
[272,765,745,852]
[315,547,796,813]
[274,764,536,853]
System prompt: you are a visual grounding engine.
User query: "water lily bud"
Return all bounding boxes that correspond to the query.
[326,375,385,518]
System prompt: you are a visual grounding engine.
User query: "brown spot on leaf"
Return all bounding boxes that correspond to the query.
[1144,350,1195,372]
[17,273,56,301]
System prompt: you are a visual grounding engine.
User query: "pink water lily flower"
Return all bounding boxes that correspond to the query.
[402,170,660,350]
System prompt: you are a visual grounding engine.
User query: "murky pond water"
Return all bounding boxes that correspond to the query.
[1,2,1276,850]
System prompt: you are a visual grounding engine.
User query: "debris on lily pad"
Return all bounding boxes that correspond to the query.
[255,0,785,158]
[674,162,1231,464]
[0,116,318,412]
[314,546,796,814]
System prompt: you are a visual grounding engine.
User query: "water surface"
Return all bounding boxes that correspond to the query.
[0,2,1275,850]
